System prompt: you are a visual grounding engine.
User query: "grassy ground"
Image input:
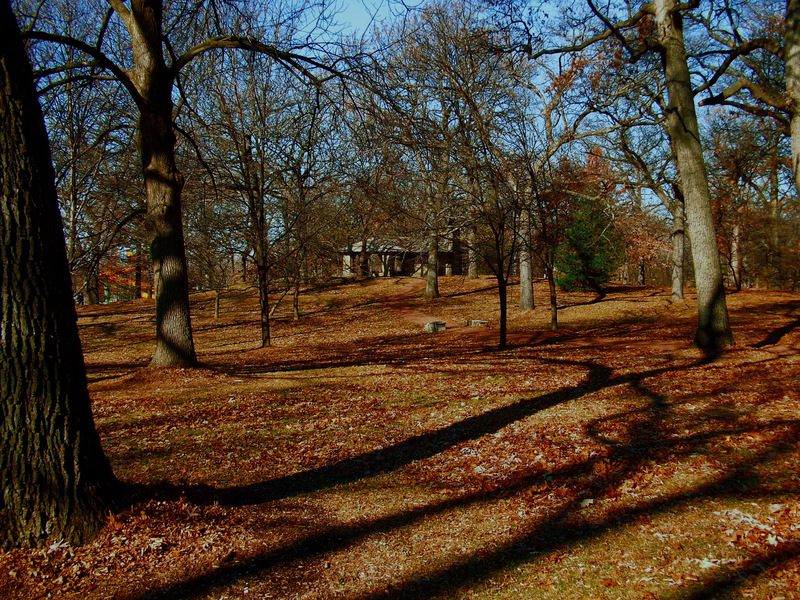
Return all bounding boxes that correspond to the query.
[2,276,799,599]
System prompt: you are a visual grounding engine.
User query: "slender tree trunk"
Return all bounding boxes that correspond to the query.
[255,242,271,346]
[293,279,301,320]
[359,236,369,276]
[467,225,479,279]
[497,276,508,348]
[769,163,782,289]
[546,264,558,330]
[519,207,535,310]
[214,289,220,319]
[1,1,116,547]
[85,262,100,304]
[655,0,733,349]
[135,249,143,299]
[451,228,463,276]
[731,222,742,291]
[424,235,440,299]
[671,201,685,302]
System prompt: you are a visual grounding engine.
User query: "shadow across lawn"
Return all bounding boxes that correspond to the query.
[120,348,800,600]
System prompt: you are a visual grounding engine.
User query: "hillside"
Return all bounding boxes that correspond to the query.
[2,276,799,599]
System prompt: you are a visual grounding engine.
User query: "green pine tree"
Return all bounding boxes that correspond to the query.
[555,197,624,294]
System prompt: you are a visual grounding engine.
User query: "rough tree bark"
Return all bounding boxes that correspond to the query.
[0,0,116,548]
[654,0,733,348]
[117,0,197,366]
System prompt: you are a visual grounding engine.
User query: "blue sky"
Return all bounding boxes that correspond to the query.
[337,0,393,34]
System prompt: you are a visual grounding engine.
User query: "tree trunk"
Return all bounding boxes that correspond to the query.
[451,228,463,276]
[497,276,508,348]
[256,262,270,347]
[85,262,100,305]
[126,1,197,367]
[671,195,685,301]
[359,236,369,276]
[0,1,116,547]
[467,225,479,279]
[134,249,143,299]
[424,235,440,299]
[519,208,535,310]
[214,289,220,319]
[769,163,782,289]
[787,0,800,198]
[731,222,742,291]
[546,264,558,330]
[293,279,301,320]
[655,0,733,349]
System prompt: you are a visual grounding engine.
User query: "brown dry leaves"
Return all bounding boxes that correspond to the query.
[2,277,800,599]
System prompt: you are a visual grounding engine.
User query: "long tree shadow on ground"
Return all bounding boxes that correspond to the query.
[122,347,800,600]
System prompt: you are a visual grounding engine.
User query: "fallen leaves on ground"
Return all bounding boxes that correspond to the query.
[2,277,799,599]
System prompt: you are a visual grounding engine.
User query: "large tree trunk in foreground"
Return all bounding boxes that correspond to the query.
[126,0,197,367]
[0,1,116,547]
[655,0,733,349]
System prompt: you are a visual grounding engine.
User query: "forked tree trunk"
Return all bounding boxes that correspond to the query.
[125,0,197,367]
[655,0,733,349]
[0,1,116,547]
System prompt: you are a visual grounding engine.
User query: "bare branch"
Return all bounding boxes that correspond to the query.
[172,35,342,85]
[699,76,790,112]
[694,38,784,96]
[530,1,655,60]
[22,29,143,108]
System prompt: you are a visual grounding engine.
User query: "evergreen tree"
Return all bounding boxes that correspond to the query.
[555,197,623,294]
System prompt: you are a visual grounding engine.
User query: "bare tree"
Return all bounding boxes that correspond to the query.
[21,0,350,365]
[514,0,734,348]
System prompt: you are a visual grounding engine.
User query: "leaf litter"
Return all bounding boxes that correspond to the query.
[2,277,799,599]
